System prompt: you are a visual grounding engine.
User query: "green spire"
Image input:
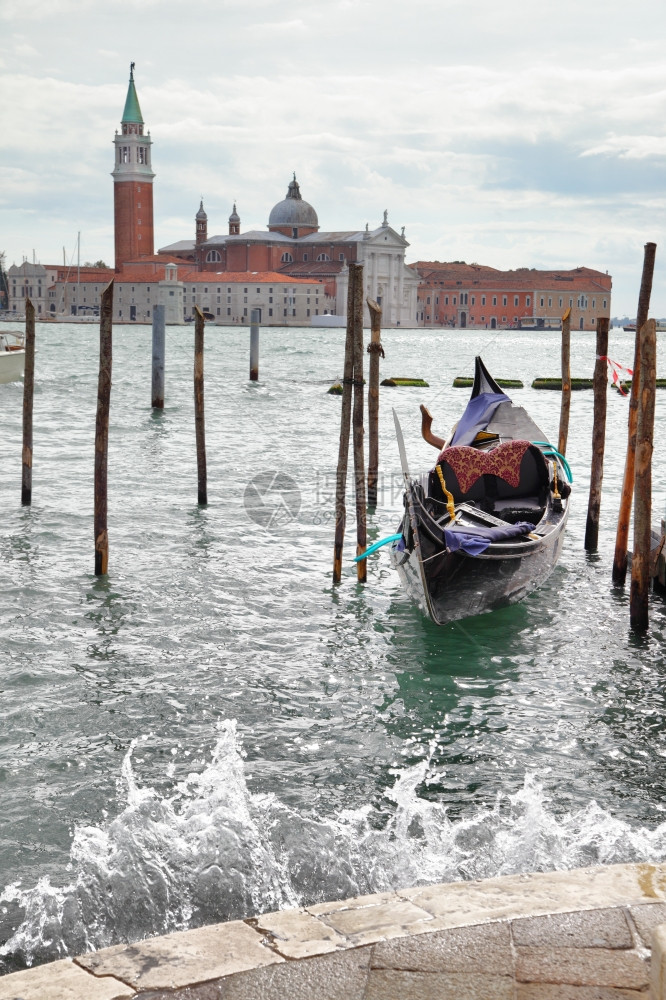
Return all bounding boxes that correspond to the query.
[121,62,143,124]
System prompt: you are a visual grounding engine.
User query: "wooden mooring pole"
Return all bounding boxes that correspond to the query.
[194,306,207,505]
[612,241,657,585]
[366,297,383,508]
[584,316,609,552]
[151,304,165,408]
[94,281,113,576]
[333,263,361,583]
[558,307,571,456]
[21,298,35,506]
[630,319,657,630]
[250,308,260,381]
[352,269,367,581]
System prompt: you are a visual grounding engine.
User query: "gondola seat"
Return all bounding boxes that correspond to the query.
[428,440,550,522]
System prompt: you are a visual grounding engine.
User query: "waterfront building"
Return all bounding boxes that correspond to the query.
[414,261,612,331]
[6,262,60,317]
[160,180,420,327]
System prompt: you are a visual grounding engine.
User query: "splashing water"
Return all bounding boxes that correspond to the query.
[2,719,666,973]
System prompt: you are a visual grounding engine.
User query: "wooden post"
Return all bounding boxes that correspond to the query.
[21,298,35,506]
[151,304,165,408]
[366,297,382,508]
[612,241,657,585]
[558,307,571,456]
[584,316,609,552]
[352,266,367,581]
[630,319,657,630]
[250,308,260,381]
[94,281,113,576]
[194,306,207,505]
[333,265,358,583]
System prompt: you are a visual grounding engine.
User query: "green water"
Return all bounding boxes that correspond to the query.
[1,322,665,971]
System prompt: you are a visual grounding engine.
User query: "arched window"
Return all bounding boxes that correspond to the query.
[206,250,221,263]
[316,253,330,262]
[281,252,293,263]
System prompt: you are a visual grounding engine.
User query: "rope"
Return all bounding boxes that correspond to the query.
[435,464,456,521]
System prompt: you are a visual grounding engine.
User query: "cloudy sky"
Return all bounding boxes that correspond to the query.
[2,0,665,315]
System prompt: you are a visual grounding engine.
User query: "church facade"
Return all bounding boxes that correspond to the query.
[159,177,420,327]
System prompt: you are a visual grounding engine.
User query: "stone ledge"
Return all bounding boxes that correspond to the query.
[1,863,666,999]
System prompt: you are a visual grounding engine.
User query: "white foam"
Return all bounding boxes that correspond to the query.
[2,720,666,971]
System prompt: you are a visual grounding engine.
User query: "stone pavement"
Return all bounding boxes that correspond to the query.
[4,863,666,999]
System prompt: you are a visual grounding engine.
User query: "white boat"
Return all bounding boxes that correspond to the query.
[0,331,25,383]
[311,313,346,327]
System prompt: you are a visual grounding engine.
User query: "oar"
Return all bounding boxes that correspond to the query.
[353,533,402,562]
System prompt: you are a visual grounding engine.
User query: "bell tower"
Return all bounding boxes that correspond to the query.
[112,63,155,272]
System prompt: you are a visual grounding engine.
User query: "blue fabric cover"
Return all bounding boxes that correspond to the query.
[449,392,510,447]
[444,520,535,556]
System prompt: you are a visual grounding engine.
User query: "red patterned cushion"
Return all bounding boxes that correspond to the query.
[437,440,532,495]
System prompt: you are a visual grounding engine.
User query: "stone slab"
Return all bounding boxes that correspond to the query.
[628,901,666,947]
[251,908,349,959]
[138,948,374,1000]
[75,919,281,992]
[399,864,666,928]
[306,894,435,946]
[512,908,634,949]
[515,946,649,989]
[516,986,648,999]
[651,922,666,1000]
[369,920,513,974]
[363,968,515,1000]
[0,958,133,1000]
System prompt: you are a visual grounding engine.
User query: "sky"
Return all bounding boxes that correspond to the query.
[1,0,666,316]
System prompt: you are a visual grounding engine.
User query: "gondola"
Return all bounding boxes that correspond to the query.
[388,356,571,625]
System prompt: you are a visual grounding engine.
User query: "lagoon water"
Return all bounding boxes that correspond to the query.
[2,321,666,973]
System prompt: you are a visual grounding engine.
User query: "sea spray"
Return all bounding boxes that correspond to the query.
[2,719,666,974]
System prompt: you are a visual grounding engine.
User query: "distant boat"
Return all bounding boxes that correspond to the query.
[623,322,666,332]
[311,313,346,328]
[0,330,25,383]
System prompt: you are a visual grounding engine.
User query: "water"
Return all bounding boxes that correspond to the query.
[1,322,666,973]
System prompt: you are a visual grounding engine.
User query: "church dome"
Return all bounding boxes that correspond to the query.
[196,199,207,220]
[268,175,318,230]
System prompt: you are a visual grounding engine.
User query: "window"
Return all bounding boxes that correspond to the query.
[303,254,308,262]
[492,296,497,306]
[256,288,260,293]
[316,253,330,261]
[281,253,293,263]
[514,296,519,306]
[204,287,208,294]
[471,296,475,305]
[445,296,449,305]
[227,308,231,315]
[526,296,530,306]
[269,308,273,317]
[482,295,486,306]
[206,251,221,263]
[339,253,345,261]
[502,296,507,306]
[603,299,607,309]
[548,297,552,308]
[244,287,248,293]
[540,297,544,307]
[453,296,457,305]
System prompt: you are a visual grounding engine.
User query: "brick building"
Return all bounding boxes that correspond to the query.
[413,261,612,331]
